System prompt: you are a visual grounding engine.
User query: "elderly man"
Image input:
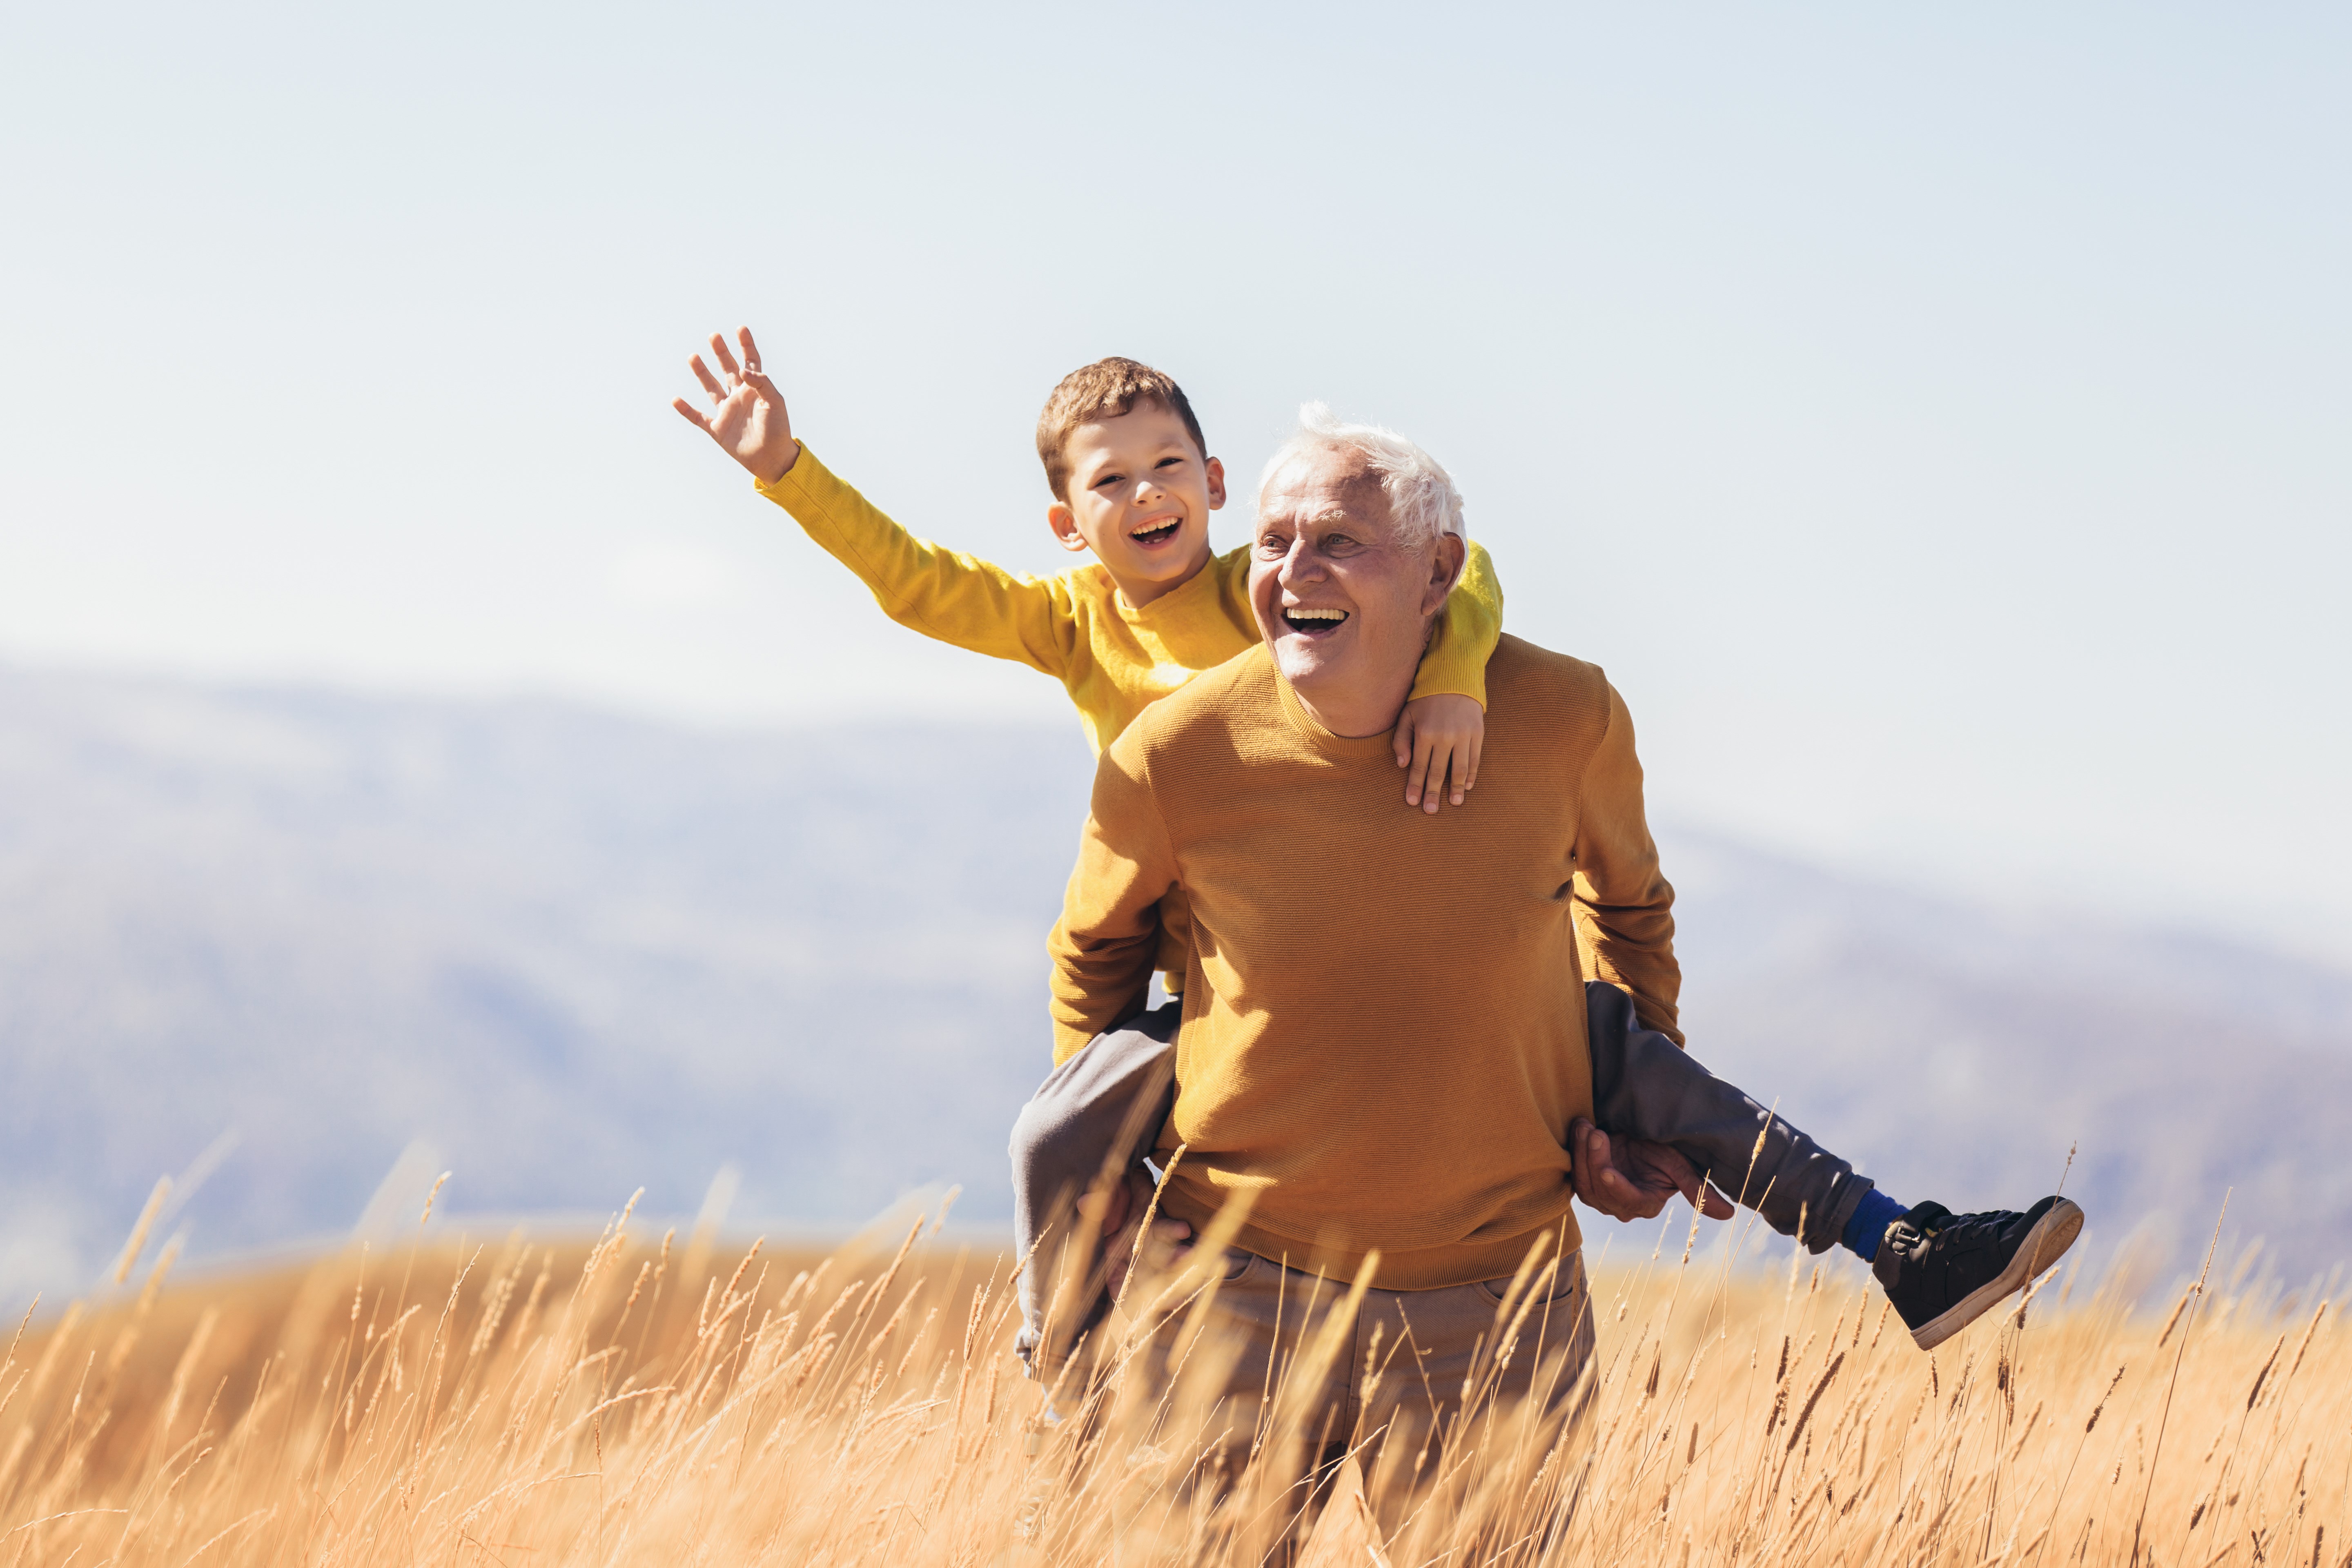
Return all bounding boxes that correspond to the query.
[1043,406,1644,1455]
[1040,406,2081,1478]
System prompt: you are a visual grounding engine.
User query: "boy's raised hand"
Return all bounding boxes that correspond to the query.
[671,326,800,485]
[1394,693,1483,813]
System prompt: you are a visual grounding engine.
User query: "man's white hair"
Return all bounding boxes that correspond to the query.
[1258,402,1466,547]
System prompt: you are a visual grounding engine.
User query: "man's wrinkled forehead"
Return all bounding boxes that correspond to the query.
[1255,448,1388,532]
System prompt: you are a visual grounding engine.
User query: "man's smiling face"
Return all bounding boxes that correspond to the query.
[1249,443,1463,737]
[1047,401,1225,608]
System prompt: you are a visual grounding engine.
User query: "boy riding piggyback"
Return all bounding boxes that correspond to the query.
[672,329,2085,1374]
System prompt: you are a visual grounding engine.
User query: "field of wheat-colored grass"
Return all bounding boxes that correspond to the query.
[0,1185,2341,1568]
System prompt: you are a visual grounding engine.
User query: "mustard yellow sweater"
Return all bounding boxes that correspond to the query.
[756,446,1504,757]
[1047,639,1680,1290]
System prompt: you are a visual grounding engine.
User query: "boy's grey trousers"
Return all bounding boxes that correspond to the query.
[1009,982,1878,1370]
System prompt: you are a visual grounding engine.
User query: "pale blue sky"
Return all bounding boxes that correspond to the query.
[4,4,2347,959]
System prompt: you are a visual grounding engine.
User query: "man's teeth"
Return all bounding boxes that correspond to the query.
[1283,608,1348,629]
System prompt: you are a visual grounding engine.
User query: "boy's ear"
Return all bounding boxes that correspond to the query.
[1046,501,1093,554]
[1205,456,1227,511]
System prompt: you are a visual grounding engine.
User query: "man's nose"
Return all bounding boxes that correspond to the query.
[1279,537,1325,582]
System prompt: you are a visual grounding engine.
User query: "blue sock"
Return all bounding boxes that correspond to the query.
[1843,1188,1908,1262]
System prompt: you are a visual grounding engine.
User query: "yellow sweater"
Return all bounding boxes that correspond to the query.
[1047,639,1680,1290]
[756,445,1505,757]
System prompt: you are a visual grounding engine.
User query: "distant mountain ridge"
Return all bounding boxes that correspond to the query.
[2,665,2346,1299]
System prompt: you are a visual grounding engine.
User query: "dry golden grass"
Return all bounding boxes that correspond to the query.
[0,1192,2343,1567]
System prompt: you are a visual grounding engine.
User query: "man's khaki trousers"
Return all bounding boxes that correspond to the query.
[1130,1240,1596,1520]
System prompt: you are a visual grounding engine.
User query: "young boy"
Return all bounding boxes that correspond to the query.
[672,328,2084,1367]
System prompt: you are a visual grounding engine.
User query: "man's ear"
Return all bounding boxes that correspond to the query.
[1421,533,1468,613]
[1046,501,1093,555]
[1205,456,1227,511]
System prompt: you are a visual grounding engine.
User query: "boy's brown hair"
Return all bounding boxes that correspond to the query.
[1035,357,1207,501]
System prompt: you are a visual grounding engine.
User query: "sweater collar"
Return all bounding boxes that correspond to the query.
[1111,551,1222,624]
[1268,654,1400,760]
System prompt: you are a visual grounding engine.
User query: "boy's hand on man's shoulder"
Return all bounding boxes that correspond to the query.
[1395,693,1484,813]
[671,325,801,485]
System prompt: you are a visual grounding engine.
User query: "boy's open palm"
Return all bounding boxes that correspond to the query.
[672,327,800,486]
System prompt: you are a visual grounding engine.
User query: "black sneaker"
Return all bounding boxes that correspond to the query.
[1873,1196,2084,1351]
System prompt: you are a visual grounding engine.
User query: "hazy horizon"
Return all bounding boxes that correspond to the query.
[7,647,2340,978]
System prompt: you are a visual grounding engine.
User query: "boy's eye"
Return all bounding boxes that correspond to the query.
[1155,456,1183,469]
[1094,473,1124,490]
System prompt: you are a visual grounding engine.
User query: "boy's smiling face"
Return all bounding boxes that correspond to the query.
[1047,401,1225,609]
